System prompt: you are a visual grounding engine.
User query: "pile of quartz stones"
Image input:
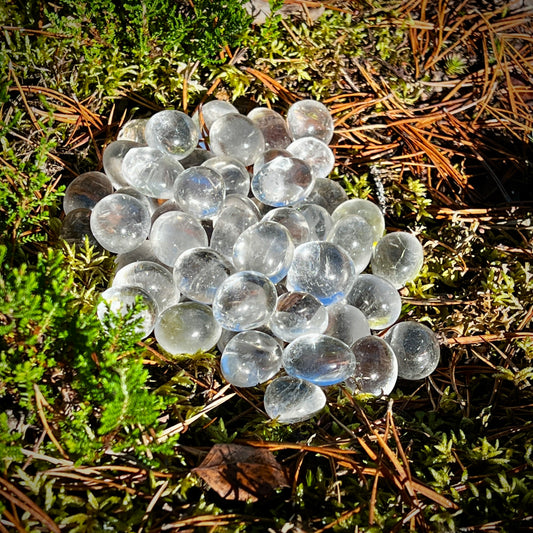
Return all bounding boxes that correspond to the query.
[62,98,441,424]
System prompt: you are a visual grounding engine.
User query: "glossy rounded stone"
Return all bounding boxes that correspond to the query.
[145,109,199,159]
[286,241,356,306]
[305,177,348,214]
[262,207,310,245]
[253,148,292,176]
[324,302,371,347]
[346,274,402,330]
[115,186,159,215]
[287,137,335,180]
[63,171,113,214]
[351,335,398,396]
[247,107,291,150]
[286,99,334,144]
[202,155,250,196]
[251,156,314,207]
[114,240,165,272]
[180,148,215,169]
[371,231,424,289]
[327,215,374,274]
[173,166,226,220]
[149,211,208,267]
[90,193,151,254]
[296,203,332,241]
[264,375,326,423]
[220,331,282,387]
[111,260,179,311]
[269,292,328,343]
[173,247,234,304]
[232,221,294,283]
[195,99,238,131]
[154,302,221,355]
[117,118,148,144]
[122,146,184,199]
[102,140,142,189]
[60,208,99,247]
[331,198,385,245]
[209,114,265,166]
[212,271,277,331]
[97,286,158,339]
[383,321,440,380]
[282,333,356,386]
[223,194,262,219]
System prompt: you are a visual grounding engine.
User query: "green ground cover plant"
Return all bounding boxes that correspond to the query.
[1,0,532,531]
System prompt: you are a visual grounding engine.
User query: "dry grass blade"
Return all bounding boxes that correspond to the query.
[447,331,533,345]
[243,67,299,104]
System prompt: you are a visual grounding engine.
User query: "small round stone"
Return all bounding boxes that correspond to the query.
[346,274,402,330]
[269,292,328,343]
[251,156,314,207]
[195,99,238,131]
[202,155,250,197]
[173,166,226,220]
[331,198,385,245]
[282,333,356,386]
[117,118,148,144]
[296,203,332,241]
[371,231,424,289]
[253,148,292,176]
[112,260,179,311]
[220,331,282,387]
[63,171,113,214]
[90,193,151,254]
[351,335,398,396]
[247,107,291,150]
[324,302,371,347]
[102,140,142,189]
[383,321,440,380]
[212,271,277,331]
[114,240,165,272]
[97,286,158,339]
[286,99,334,144]
[145,109,199,159]
[180,148,215,169]
[262,207,311,245]
[286,241,356,306]
[305,178,348,214]
[173,247,234,304]
[287,137,335,180]
[209,114,265,166]
[122,146,184,199]
[60,208,99,247]
[149,211,208,267]
[232,221,294,283]
[154,302,221,355]
[264,375,326,424]
[115,186,159,215]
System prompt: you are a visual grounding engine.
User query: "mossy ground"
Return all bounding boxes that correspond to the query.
[1,1,532,531]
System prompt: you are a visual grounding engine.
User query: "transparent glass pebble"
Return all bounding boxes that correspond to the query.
[346,274,402,330]
[195,99,238,131]
[327,215,374,274]
[151,199,181,225]
[117,118,148,144]
[324,302,371,347]
[286,99,334,144]
[331,198,385,245]
[282,333,356,387]
[115,187,159,215]
[60,208,99,247]
[122,146,184,199]
[149,211,208,267]
[63,171,113,214]
[145,109,199,159]
[371,231,424,289]
[154,302,221,355]
[97,286,158,339]
[251,156,314,207]
[209,113,265,166]
[305,177,348,214]
[220,331,282,387]
[247,107,291,150]
[173,166,226,220]
[210,205,259,262]
[223,194,262,219]
[232,221,294,284]
[253,148,291,176]
[173,247,234,304]
[202,155,250,197]
[90,193,151,254]
[262,207,310,246]
[383,321,440,380]
[180,148,215,169]
[269,292,328,343]
[287,137,335,180]
[296,203,332,241]
[102,140,141,189]
[112,260,179,311]
[212,271,277,331]
[264,375,326,424]
[350,335,398,396]
[286,241,356,306]
[114,240,165,272]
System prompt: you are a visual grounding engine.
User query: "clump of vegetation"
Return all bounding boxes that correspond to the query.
[1,0,532,531]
